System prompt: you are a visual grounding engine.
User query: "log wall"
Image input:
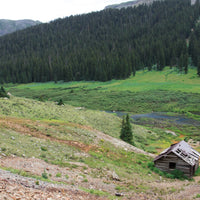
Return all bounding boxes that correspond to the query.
[154,152,193,178]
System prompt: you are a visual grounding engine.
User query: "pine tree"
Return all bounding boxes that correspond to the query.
[183,52,188,74]
[57,99,64,105]
[197,57,200,77]
[0,86,9,98]
[120,114,133,144]
[120,116,126,140]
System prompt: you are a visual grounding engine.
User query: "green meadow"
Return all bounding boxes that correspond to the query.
[7,67,200,116]
[8,67,200,92]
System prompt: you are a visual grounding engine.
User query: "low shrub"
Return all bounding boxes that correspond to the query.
[42,171,48,179]
[194,167,200,176]
[170,169,187,179]
[56,173,62,177]
[41,146,48,151]
[147,162,188,180]
[35,180,39,185]
[195,194,200,198]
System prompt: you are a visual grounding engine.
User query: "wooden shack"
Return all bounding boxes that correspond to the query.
[154,141,200,178]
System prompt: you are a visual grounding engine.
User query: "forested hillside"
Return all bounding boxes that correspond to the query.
[0,0,200,83]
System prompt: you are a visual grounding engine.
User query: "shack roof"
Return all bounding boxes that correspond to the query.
[154,140,200,166]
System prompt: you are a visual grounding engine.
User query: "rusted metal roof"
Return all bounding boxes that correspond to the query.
[154,141,200,166]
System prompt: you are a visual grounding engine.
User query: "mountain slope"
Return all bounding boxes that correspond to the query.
[0,0,199,83]
[0,96,155,199]
[105,0,158,9]
[0,19,41,36]
[0,95,200,199]
[105,0,196,9]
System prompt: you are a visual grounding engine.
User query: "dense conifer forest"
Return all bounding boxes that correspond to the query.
[0,0,200,83]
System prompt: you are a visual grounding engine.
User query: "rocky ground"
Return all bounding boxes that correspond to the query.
[0,157,200,200]
[0,167,107,200]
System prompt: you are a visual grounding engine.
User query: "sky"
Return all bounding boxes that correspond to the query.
[0,0,133,22]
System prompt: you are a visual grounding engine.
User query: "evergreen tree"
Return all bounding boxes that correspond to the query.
[57,99,64,105]
[183,53,188,74]
[120,114,133,144]
[0,86,9,98]
[178,53,184,72]
[197,57,200,77]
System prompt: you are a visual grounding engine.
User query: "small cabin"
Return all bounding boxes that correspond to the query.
[154,141,200,178]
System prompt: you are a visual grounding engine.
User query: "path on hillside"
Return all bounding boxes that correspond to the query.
[92,128,155,157]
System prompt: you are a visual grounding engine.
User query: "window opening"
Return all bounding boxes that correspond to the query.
[169,162,176,169]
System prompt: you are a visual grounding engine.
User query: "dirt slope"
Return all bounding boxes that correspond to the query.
[0,168,106,200]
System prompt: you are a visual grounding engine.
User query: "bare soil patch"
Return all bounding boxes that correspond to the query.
[0,117,95,152]
[0,168,106,200]
[0,157,117,197]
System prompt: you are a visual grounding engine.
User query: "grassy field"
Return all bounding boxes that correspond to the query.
[7,67,200,116]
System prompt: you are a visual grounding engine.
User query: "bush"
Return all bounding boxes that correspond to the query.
[65,174,69,179]
[35,180,39,185]
[195,167,200,176]
[165,173,174,179]
[41,146,47,151]
[147,162,188,180]
[195,194,200,198]
[170,169,187,179]
[56,173,62,177]
[42,171,48,179]
[147,162,154,170]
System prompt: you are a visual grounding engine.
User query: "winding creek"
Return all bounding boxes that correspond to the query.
[107,111,200,126]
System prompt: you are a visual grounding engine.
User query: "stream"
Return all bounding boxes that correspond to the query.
[107,111,200,126]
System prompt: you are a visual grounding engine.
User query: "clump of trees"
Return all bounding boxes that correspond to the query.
[0,86,9,98]
[120,114,133,145]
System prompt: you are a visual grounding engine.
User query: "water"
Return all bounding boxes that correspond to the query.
[108,111,200,126]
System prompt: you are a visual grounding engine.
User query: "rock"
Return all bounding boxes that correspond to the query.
[165,130,177,136]
[112,171,120,181]
[11,136,15,140]
[115,192,124,196]
[77,176,83,181]
[89,185,94,189]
